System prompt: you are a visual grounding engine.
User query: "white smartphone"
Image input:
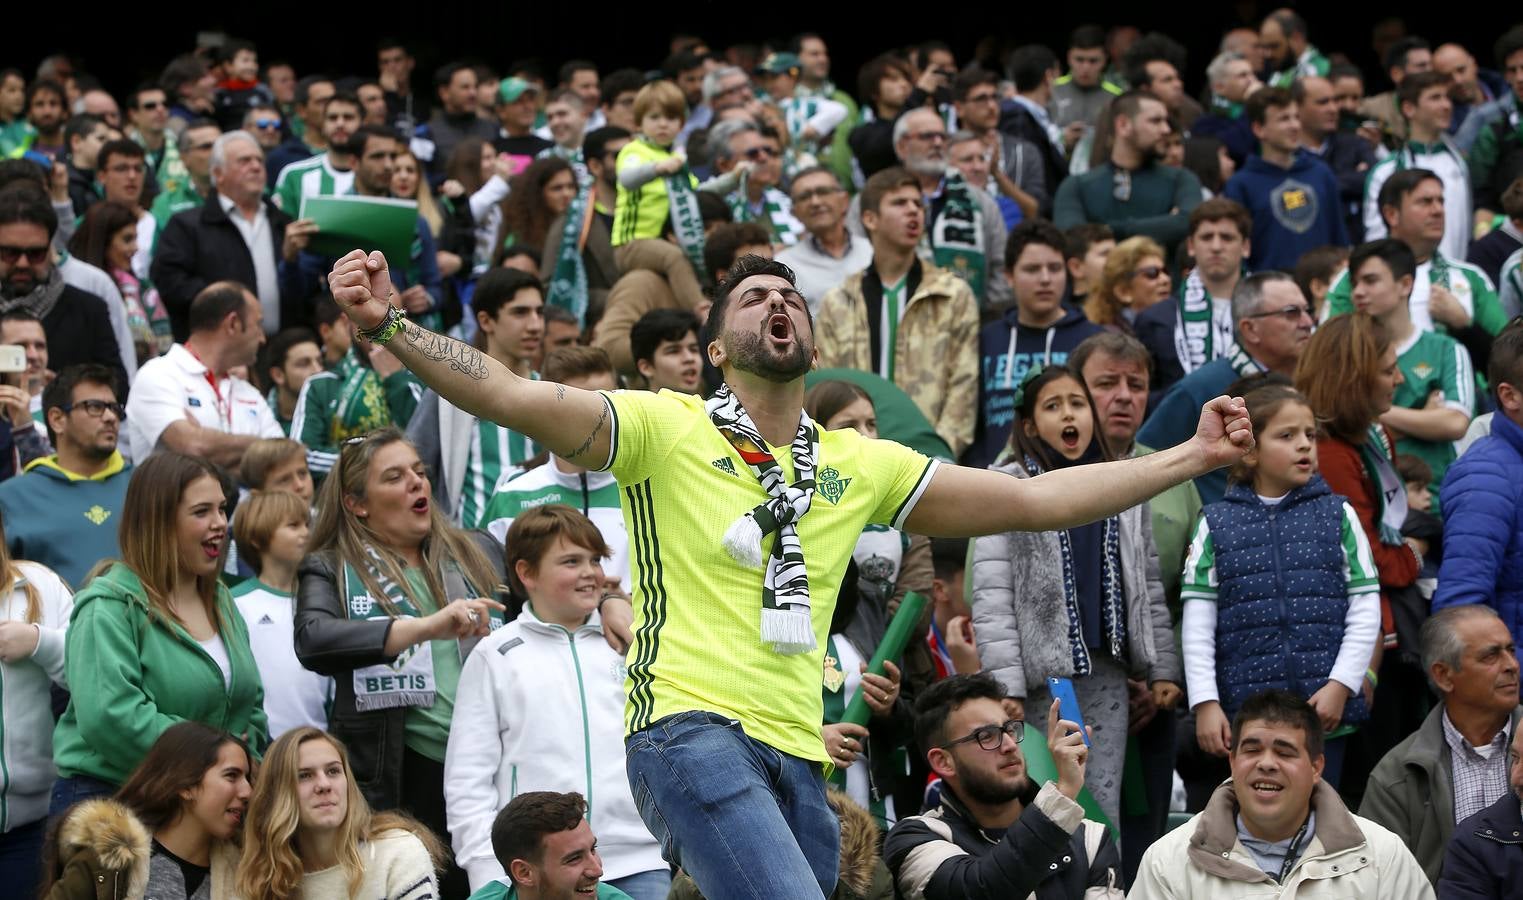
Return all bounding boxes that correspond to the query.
[0,345,26,375]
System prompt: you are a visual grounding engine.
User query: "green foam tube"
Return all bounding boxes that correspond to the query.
[841,591,928,727]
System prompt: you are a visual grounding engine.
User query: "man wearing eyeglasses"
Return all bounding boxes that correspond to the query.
[884,672,1122,900]
[709,120,803,247]
[127,85,173,199]
[0,186,127,391]
[776,167,872,313]
[243,106,285,153]
[0,363,128,588]
[95,140,154,279]
[147,119,221,240]
[1138,272,1313,504]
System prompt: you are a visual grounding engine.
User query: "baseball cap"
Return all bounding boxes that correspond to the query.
[757,53,802,76]
[498,77,540,104]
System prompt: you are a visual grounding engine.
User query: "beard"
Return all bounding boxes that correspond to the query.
[726,328,811,384]
[904,154,946,179]
[957,763,1037,807]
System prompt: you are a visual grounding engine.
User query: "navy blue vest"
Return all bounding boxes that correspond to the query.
[1202,475,1369,725]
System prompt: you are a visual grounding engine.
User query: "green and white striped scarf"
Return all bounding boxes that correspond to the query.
[930,173,986,300]
[547,152,593,325]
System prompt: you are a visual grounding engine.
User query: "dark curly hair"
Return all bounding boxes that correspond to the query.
[499,156,575,252]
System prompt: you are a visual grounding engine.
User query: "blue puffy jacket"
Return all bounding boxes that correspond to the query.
[1203,476,1369,725]
[1433,411,1523,645]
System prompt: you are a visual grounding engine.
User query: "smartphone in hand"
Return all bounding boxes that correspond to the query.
[1047,676,1092,747]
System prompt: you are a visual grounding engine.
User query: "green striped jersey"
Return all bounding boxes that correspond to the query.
[459,420,539,528]
[1393,328,1475,506]
[273,153,355,214]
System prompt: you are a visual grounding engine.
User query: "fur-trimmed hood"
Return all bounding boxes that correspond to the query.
[53,798,152,899]
[826,789,884,899]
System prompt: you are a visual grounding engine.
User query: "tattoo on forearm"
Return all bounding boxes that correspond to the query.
[401,322,488,381]
[563,402,608,461]
[556,385,566,402]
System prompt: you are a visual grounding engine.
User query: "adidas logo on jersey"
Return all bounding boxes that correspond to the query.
[258,614,275,625]
[711,457,737,476]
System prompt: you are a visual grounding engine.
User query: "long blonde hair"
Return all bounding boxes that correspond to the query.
[0,510,41,623]
[118,451,225,629]
[395,149,444,237]
[308,428,502,614]
[236,727,447,899]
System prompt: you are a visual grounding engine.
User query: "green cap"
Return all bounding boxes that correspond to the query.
[498,77,540,104]
[757,53,801,75]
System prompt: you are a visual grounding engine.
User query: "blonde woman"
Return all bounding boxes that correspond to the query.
[0,512,72,898]
[391,149,464,279]
[50,452,268,814]
[294,428,510,896]
[1085,236,1173,332]
[236,727,446,900]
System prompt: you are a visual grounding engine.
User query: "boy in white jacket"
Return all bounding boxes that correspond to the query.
[444,506,668,899]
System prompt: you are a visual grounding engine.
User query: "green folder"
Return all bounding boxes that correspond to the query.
[1020,720,1116,833]
[299,194,418,264]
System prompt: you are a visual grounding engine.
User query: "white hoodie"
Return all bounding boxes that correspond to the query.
[1,562,73,833]
[444,606,664,891]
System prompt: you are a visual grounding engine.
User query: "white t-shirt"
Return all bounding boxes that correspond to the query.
[232,579,332,738]
[124,343,283,462]
[198,632,232,689]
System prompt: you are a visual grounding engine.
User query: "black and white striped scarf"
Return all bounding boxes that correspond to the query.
[707,385,820,654]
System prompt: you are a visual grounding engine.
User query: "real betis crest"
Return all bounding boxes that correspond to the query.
[817,466,851,505]
[350,594,375,617]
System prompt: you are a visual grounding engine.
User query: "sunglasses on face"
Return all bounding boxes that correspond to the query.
[254,118,282,129]
[0,245,50,265]
[941,718,1025,751]
[742,146,776,160]
[1131,265,1166,280]
[136,100,165,111]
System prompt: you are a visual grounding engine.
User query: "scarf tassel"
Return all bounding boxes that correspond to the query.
[722,512,767,568]
[761,606,817,654]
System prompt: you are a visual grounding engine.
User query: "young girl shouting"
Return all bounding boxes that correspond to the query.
[973,365,1179,827]
[1181,380,1382,787]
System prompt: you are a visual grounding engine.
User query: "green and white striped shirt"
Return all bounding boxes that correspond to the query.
[273,153,355,214]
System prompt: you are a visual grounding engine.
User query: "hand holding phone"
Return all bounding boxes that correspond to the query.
[1046,676,1091,747]
[1045,692,1091,801]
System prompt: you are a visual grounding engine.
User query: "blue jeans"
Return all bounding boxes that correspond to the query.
[607,868,673,900]
[48,774,117,818]
[0,817,46,900]
[625,711,838,900]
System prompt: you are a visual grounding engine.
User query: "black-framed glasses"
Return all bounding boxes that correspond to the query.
[1244,304,1313,322]
[742,146,776,160]
[62,399,126,419]
[0,245,50,265]
[942,718,1024,751]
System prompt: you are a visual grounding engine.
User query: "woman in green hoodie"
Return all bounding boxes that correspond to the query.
[49,452,268,814]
